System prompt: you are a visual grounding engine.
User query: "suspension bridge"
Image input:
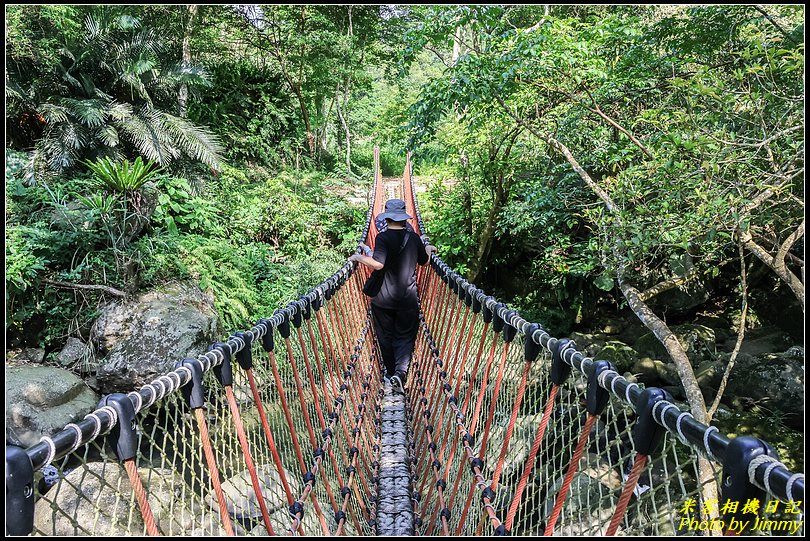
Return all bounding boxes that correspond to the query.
[6,148,805,536]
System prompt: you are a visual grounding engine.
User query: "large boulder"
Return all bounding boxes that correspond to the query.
[6,365,98,447]
[647,279,710,316]
[728,326,794,357]
[57,337,93,368]
[724,346,804,429]
[634,324,716,366]
[90,282,221,394]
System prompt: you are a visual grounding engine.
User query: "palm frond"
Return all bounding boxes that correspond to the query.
[38,103,70,124]
[60,97,107,128]
[162,63,213,89]
[160,112,224,169]
[96,124,120,147]
[5,80,30,102]
[108,101,134,121]
[117,114,165,164]
[40,125,81,170]
[115,14,140,31]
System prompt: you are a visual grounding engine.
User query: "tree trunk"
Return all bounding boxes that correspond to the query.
[618,271,708,423]
[468,184,504,283]
[452,26,463,65]
[335,84,351,176]
[298,6,315,158]
[461,180,473,238]
[178,5,199,118]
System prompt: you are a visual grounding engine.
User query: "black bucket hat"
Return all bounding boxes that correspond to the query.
[378,198,412,221]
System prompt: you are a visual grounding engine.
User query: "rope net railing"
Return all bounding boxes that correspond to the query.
[5,147,804,537]
[399,151,804,536]
[6,148,389,537]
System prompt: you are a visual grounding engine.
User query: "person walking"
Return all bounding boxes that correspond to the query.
[349,199,436,394]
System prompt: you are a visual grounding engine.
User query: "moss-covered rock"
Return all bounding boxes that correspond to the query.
[90,281,222,394]
[595,340,638,374]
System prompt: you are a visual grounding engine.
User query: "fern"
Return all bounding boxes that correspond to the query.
[23,10,223,174]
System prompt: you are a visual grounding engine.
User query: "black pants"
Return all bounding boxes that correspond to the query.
[371,304,420,383]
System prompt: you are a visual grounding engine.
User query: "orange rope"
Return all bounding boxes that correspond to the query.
[266,351,307,471]
[490,360,533,490]
[605,453,648,536]
[505,383,560,531]
[476,342,511,457]
[224,386,274,535]
[543,413,598,535]
[193,408,235,536]
[246,368,296,505]
[123,458,160,536]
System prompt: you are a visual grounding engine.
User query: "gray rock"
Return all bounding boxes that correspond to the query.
[569,332,609,358]
[633,356,677,386]
[90,282,221,393]
[208,464,300,519]
[57,337,92,367]
[648,278,709,316]
[7,348,46,364]
[549,469,622,536]
[595,340,639,373]
[724,348,804,429]
[33,462,221,536]
[728,326,793,357]
[634,324,716,366]
[5,365,98,447]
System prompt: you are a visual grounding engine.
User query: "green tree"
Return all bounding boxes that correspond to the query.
[403,4,803,513]
[6,5,223,176]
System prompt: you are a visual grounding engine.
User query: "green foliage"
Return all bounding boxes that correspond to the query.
[152,175,223,236]
[6,6,223,174]
[405,4,804,333]
[5,226,49,294]
[84,156,162,193]
[188,61,298,166]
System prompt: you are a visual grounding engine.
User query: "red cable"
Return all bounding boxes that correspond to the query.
[475,342,511,457]
[505,383,560,531]
[193,408,235,536]
[246,368,296,506]
[224,386,274,535]
[605,453,648,536]
[543,413,598,535]
[123,458,161,536]
[490,360,533,490]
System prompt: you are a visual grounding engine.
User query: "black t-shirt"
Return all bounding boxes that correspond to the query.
[371,228,429,310]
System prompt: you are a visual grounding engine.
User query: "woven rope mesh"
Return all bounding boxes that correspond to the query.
[16,154,804,536]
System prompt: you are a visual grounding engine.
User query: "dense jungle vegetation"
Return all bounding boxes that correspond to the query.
[5,5,804,460]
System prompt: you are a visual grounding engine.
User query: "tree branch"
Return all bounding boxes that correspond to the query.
[708,241,748,421]
[582,88,653,158]
[617,264,709,424]
[493,93,618,212]
[739,226,804,306]
[638,262,698,302]
[753,5,799,46]
[775,219,804,271]
[43,279,126,297]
